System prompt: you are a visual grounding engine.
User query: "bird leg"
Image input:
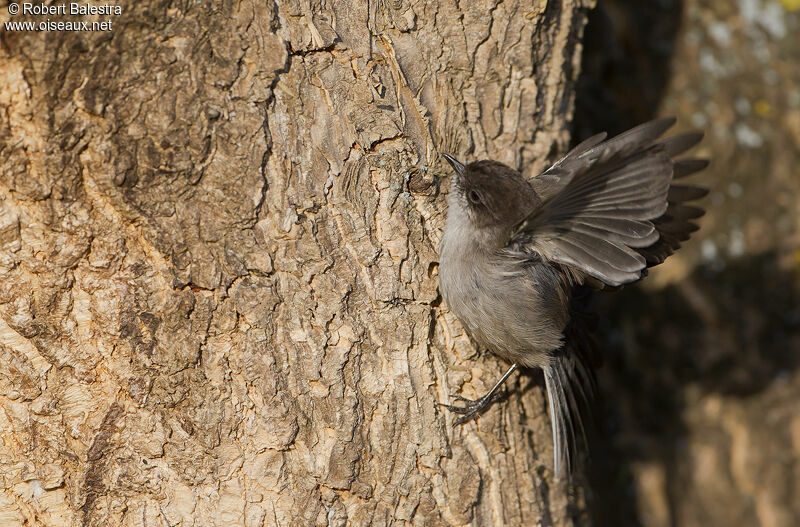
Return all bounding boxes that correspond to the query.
[442,363,519,425]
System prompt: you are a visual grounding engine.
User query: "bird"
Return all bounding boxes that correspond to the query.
[437,117,708,478]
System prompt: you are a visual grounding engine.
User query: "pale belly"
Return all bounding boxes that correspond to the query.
[439,254,570,368]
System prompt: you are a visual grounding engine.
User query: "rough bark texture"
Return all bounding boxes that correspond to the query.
[0,1,594,525]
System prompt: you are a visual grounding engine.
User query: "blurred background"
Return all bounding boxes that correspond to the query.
[570,1,800,526]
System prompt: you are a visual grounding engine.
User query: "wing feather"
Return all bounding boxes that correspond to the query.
[658,131,704,156]
[509,118,708,286]
[673,158,710,179]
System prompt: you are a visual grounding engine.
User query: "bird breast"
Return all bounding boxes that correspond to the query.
[439,228,569,368]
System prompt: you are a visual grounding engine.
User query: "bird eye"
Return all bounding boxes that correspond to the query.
[468,190,482,204]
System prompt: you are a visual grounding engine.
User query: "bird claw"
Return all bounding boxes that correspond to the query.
[441,391,502,424]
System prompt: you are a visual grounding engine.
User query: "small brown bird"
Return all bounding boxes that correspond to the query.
[438,118,708,477]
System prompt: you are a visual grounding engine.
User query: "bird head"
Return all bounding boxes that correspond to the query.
[442,154,540,243]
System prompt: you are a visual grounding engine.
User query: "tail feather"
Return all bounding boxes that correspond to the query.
[544,350,596,479]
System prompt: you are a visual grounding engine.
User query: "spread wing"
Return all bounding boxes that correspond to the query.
[508,118,708,287]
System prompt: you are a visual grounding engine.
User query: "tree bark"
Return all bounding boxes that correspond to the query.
[0,1,593,525]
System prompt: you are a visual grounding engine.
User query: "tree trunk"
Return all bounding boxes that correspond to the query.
[0,1,593,525]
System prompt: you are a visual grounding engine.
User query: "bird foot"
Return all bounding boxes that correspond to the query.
[441,392,502,425]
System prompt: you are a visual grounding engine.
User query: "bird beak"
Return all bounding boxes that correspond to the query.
[442,154,465,176]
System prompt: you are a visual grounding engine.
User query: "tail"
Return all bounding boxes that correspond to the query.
[543,343,597,479]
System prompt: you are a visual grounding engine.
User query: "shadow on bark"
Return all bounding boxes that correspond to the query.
[587,252,800,526]
[571,0,684,141]
[566,2,800,525]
